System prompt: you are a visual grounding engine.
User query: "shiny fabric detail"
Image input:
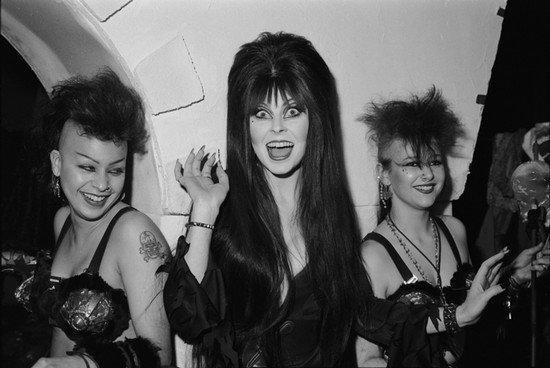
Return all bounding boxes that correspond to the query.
[59,288,115,333]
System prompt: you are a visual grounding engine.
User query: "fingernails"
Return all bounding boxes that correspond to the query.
[502,246,509,253]
[200,145,205,151]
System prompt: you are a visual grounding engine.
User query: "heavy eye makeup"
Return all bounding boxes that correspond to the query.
[394,156,442,168]
[283,105,306,118]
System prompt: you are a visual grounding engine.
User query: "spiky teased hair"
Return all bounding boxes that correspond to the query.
[360,86,465,166]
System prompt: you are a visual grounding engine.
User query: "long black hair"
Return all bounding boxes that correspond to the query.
[212,32,368,365]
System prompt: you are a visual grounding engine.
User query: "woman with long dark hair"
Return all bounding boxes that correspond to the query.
[163,32,508,367]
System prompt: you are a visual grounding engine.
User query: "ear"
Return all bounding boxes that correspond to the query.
[376,162,391,186]
[50,150,61,177]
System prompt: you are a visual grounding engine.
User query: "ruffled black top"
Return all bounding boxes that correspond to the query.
[163,235,448,367]
[363,216,473,362]
[15,207,134,347]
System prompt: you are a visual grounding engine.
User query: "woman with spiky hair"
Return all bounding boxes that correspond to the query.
[357,87,549,366]
[163,34,508,367]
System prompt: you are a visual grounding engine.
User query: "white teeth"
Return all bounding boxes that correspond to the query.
[416,185,434,190]
[83,193,106,202]
[266,141,294,149]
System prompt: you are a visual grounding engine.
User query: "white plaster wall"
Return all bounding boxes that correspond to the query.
[1,0,505,247]
[97,0,505,239]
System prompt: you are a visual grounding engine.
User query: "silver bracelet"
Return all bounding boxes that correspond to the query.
[185,221,215,230]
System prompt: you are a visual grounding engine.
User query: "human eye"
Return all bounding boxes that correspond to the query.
[78,165,95,172]
[254,109,271,119]
[284,107,302,118]
[430,159,442,166]
[405,161,421,167]
[109,167,125,176]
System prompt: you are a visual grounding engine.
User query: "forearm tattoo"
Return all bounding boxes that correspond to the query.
[139,231,168,262]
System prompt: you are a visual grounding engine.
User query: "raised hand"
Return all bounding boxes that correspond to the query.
[456,248,508,326]
[510,240,550,284]
[175,146,229,223]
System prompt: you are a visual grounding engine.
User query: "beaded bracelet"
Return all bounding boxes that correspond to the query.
[443,303,461,335]
[185,221,215,230]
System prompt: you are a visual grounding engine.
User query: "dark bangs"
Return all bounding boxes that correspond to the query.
[244,75,310,117]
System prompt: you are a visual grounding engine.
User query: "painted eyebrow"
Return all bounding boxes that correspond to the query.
[76,152,125,165]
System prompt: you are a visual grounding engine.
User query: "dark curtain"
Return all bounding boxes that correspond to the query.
[454,0,550,257]
[454,1,550,367]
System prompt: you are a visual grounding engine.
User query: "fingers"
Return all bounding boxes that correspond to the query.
[216,162,229,187]
[183,148,196,177]
[192,145,206,176]
[488,261,504,286]
[524,242,545,256]
[174,159,184,184]
[475,248,508,283]
[484,284,505,300]
[201,153,216,179]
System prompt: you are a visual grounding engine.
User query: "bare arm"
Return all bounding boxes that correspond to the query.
[174,147,228,283]
[356,241,391,366]
[116,213,172,365]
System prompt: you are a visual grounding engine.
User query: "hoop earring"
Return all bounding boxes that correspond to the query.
[378,180,391,210]
[52,175,61,198]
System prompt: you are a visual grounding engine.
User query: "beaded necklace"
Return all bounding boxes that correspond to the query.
[386,215,445,303]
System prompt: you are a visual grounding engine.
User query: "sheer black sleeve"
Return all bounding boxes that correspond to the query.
[161,236,239,367]
[162,236,227,342]
[356,297,446,367]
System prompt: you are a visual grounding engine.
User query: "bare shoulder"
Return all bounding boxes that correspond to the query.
[361,237,393,268]
[360,235,394,297]
[53,206,70,238]
[438,215,470,262]
[110,209,171,265]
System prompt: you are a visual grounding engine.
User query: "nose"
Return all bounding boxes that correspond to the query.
[93,172,111,191]
[270,115,286,133]
[421,165,434,181]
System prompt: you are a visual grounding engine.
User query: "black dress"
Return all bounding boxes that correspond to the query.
[163,233,449,367]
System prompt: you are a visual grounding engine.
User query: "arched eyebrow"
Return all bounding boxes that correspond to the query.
[76,152,125,165]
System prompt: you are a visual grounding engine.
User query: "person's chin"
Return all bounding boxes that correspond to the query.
[266,161,302,178]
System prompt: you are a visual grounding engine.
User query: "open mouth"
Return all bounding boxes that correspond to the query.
[414,184,436,194]
[81,192,109,206]
[266,141,294,161]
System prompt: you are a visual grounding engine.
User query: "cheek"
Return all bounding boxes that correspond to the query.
[112,175,126,190]
[249,121,265,147]
[434,166,445,181]
[296,117,309,142]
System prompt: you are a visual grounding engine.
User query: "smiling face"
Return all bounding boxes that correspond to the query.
[249,91,309,178]
[379,139,445,211]
[50,120,127,221]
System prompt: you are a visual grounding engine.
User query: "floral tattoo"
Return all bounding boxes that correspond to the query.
[139,231,167,262]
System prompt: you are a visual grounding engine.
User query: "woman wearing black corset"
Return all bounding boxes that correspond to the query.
[20,69,172,368]
[357,87,550,366]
